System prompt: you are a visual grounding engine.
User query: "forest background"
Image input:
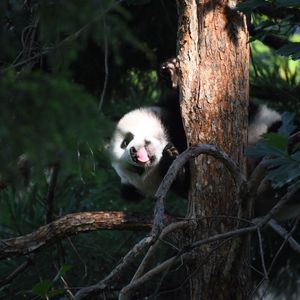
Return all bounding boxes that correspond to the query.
[1,0,300,299]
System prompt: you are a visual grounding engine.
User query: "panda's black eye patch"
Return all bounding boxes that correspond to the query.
[121,133,134,149]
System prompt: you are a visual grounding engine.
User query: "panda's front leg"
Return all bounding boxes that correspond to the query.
[159,143,180,176]
[159,143,189,197]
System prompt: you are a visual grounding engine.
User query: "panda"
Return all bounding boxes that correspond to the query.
[110,103,281,200]
[110,58,298,221]
[110,58,189,201]
[110,106,188,201]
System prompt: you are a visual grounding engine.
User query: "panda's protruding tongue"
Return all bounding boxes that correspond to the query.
[137,147,150,163]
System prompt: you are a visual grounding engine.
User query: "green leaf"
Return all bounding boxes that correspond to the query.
[279,112,296,135]
[262,158,300,187]
[245,140,286,157]
[262,157,289,168]
[32,280,52,296]
[263,132,289,150]
[292,143,300,153]
[291,151,300,161]
[288,179,300,194]
[53,264,72,282]
[262,154,300,188]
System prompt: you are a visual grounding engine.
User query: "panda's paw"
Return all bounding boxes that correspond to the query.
[161,144,180,174]
[159,58,178,90]
[163,143,179,159]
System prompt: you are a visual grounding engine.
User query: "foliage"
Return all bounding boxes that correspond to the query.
[238,0,300,62]
[246,113,300,192]
[0,0,299,298]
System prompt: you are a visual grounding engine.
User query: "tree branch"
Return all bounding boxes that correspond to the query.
[153,144,246,235]
[268,218,300,255]
[131,221,189,282]
[0,211,176,260]
[0,255,34,287]
[75,220,189,300]
[74,236,155,300]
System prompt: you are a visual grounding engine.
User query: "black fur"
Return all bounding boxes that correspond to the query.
[159,143,189,198]
[121,184,144,201]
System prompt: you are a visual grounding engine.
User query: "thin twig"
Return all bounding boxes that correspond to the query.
[257,228,269,280]
[98,17,109,111]
[268,218,300,254]
[67,237,88,280]
[0,255,34,287]
[131,221,188,282]
[1,0,123,73]
[75,236,155,300]
[257,185,300,227]
[45,162,60,224]
[269,217,300,275]
[60,275,75,299]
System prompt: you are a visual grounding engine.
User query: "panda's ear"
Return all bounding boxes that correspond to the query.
[120,183,144,201]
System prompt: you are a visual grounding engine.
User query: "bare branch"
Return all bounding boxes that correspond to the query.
[75,236,155,300]
[257,185,300,227]
[131,221,189,282]
[0,211,176,260]
[0,256,34,287]
[257,228,269,281]
[267,217,300,280]
[119,251,194,300]
[268,218,300,255]
[156,144,246,200]
[75,221,189,300]
[153,144,246,235]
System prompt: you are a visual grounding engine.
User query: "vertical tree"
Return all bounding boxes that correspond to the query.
[177,0,250,298]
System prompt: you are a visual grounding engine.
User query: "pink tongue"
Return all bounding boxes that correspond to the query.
[137,147,149,163]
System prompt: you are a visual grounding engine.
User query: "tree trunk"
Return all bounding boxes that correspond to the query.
[177,1,250,299]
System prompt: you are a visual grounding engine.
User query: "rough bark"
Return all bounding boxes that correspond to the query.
[0,211,175,260]
[177,0,250,299]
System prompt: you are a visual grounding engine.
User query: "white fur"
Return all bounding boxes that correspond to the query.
[248,105,281,145]
[110,107,170,196]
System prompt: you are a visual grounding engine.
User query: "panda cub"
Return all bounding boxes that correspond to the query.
[110,58,281,201]
[110,106,187,200]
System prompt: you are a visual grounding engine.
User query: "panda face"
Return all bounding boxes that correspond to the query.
[117,130,162,169]
[110,107,169,176]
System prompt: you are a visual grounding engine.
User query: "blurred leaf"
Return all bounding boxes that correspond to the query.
[288,179,300,194]
[279,112,297,135]
[276,0,300,7]
[0,71,112,175]
[277,42,300,60]
[263,132,289,150]
[263,157,300,188]
[32,280,52,297]
[245,139,287,157]
[53,264,72,282]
